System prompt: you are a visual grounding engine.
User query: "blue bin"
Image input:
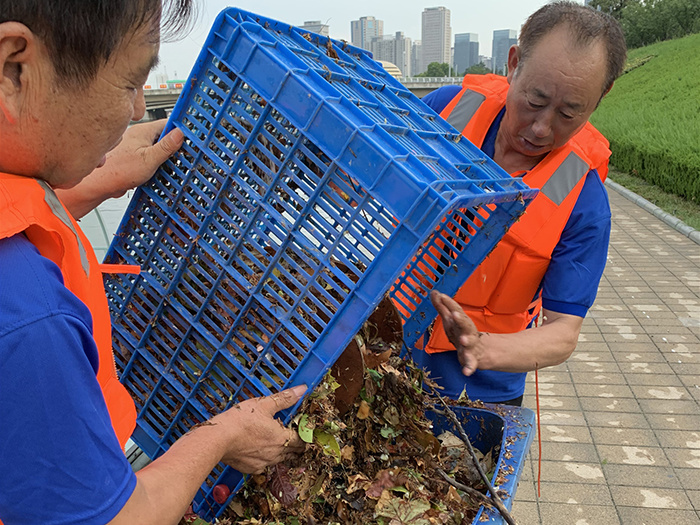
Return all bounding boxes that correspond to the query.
[104,8,537,521]
[428,405,535,524]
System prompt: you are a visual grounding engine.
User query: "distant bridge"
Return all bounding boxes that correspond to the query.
[143,77,462,120]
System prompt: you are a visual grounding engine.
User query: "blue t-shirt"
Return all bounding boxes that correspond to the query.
[416,85,611,402]
[0,234,136,524]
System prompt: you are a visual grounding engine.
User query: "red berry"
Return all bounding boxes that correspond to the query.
[212,484,231,504]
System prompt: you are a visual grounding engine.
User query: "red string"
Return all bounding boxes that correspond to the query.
[535,367,542,498]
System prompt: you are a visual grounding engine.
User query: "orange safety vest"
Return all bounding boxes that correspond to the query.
[0,172,137,446]
[425,74,610,353]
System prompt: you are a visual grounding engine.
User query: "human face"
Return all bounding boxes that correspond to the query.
[498,26,607,166]
[21,24,159,188]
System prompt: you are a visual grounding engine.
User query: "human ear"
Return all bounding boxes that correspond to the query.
[0,22,36,124]
[506,45,521,84]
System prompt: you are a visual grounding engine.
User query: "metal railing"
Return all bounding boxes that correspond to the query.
[396,77,463,84]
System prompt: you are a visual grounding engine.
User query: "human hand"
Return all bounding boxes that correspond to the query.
[212,385,307,474]
[430,290,483,376]
[97,119,184,199]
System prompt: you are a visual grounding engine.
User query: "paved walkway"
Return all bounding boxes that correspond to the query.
[512,187,700,524]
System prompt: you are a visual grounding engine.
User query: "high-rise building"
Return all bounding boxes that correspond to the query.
[300,20,329,36]
[479,55,492,71]
[370,31,412,77]
[350,16,384,51]
[421,7,451,73]
[411,40,423,77]
[492,29,517,75]
[454,33,479,75]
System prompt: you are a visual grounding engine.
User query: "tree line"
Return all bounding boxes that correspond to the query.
[591,0,700,49]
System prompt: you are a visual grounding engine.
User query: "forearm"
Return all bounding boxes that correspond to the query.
[477,310,583,373]
[109,423,229,525]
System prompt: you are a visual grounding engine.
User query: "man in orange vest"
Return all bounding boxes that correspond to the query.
[0,2,305,524]
[418,2,627,405]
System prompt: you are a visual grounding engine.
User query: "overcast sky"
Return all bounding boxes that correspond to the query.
[152,0,576,83]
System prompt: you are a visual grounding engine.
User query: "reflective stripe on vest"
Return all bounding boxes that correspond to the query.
[541,152,589,206]
[37,180,91,276]
[445,90,486,132]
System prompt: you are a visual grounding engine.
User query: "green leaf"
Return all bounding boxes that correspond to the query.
[375,497,431,523]
[297,414,314,444]
[314,430,341,463]
[380,426,399,439]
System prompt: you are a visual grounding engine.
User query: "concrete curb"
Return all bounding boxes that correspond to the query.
[605,179,700,246]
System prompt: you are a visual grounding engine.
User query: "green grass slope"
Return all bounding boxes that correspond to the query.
[590,32,700,204]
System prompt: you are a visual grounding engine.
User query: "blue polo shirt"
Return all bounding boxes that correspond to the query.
[415,85,611,402]
[0,233,136,524]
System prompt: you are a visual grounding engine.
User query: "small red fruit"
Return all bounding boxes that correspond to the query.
[212,484,231,504]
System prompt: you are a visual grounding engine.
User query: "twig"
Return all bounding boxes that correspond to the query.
[428,385,518,525]
[436,468,491,503]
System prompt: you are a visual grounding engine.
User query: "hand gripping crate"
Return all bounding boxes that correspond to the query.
[103,7,538,520]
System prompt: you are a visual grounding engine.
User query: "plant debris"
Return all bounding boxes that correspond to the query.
[180,297,510,525]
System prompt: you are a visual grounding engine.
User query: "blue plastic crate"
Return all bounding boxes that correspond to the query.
[104,7,537,520]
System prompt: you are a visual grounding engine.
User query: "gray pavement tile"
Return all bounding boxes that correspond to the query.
[538,502,621,525]
[576,332,607,342]
[596,444,670,467]
[623,373,683,387]
[537,424,593,444]
[574,341,617,353]
[645,413,700,431]
[537,460,606,484]
[685,490,700,511]
[574,383,635,398]
[654,430,700,449]
[513,476,538,502]
[509,500,541,524]
[522,393,582,412]
[630,384,691,400]
[597,324,647,334]
[607,341,679,353]
[537,410,588,427]
[669,363,700,375]
[610,485,693,510]
[664,448,700,470]
[617,507,700,525]
[637,399,700,415]
[590,427,660,447]
[602,333,655,344]
[531,382,578,398]
[535,481,614,505]
[569,371,629,385]
[601,464,681,489]
[577,397,642,413]
[651,333,700,344]
[531,442,600,463]
[583,411,651,430]
[528,371,573,384]
[616,361,676,374]
[565,361,622,374]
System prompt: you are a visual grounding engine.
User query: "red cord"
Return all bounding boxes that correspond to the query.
[535,367,542,498]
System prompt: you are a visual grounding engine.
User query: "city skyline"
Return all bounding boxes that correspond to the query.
[151,0,577,83]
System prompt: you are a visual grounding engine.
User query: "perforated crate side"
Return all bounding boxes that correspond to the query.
[104,7,537,521]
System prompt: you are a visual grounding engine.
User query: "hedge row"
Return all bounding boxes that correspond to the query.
[590,33,700,204]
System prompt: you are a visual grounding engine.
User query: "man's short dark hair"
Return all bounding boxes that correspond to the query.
[0,0,195,86]
[519,1,627,93]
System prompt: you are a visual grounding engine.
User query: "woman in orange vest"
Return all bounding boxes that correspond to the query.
[0,2,305,524]
[416,2,627,405]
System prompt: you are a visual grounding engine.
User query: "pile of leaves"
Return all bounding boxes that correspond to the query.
[217,357,498,525]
